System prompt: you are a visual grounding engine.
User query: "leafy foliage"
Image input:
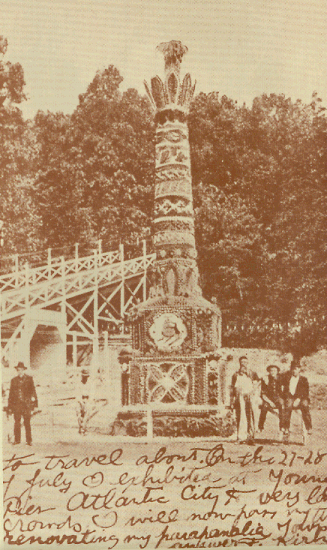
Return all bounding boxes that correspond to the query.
[0,36,26,106]
[0,37,42,257]
[33,67,155,248]
[189,91,327,353]
[2,39,326,355]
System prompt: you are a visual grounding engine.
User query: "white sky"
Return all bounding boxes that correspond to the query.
[1,0,326,119]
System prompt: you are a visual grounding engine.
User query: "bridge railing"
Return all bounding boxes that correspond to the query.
[0,234,152,274]
[0,238,153,293]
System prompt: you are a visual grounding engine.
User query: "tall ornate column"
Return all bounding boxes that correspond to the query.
[128,41,221,409]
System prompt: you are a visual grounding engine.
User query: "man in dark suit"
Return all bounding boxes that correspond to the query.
[7,362,38,445]
[282,360,312,436]
[258,364,284,433]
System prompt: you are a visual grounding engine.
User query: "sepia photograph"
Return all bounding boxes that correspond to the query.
[1,0,327,547]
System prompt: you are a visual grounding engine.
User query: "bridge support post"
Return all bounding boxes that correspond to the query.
[142,240,147,302]
[23,262,31,369]
[119,244,125,321]
[92,249,99,376]
[72,333,77,368]
[102,330,109,378]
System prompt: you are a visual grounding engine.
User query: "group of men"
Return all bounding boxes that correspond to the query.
[5,356,312,446]
[230,356,312,444]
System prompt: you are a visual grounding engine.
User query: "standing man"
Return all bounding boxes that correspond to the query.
[282,360,312,438]
[258,365,284,434]
[230,356,258,444]
[76,368,96,435]
[7,362,38,446]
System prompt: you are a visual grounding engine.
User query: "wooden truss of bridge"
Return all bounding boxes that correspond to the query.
[0,240,155,369]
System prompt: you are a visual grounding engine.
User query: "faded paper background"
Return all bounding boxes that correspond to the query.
[1,0,327,548]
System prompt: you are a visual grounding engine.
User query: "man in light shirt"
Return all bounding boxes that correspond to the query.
[282,360,312,437]
[76,369,96,435]
[230,356,258,444]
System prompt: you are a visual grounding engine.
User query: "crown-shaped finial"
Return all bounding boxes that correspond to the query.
[144,41,195,113]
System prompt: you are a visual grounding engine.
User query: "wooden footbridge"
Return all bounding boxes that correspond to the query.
[0,240,155,370]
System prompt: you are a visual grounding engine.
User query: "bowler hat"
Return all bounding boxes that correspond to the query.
[266,364,280,373]
[15,361,27,370]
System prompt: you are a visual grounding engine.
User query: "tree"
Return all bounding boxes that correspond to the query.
[0,36,26,106]
[0,36,42,260]
[33,67,155,249]
[262,93,327,353]
[189,90,327,352]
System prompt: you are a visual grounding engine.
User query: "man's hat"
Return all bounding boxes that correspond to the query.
[15,361,27,370]
[267,364,280,373]
[81,369,90,376]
